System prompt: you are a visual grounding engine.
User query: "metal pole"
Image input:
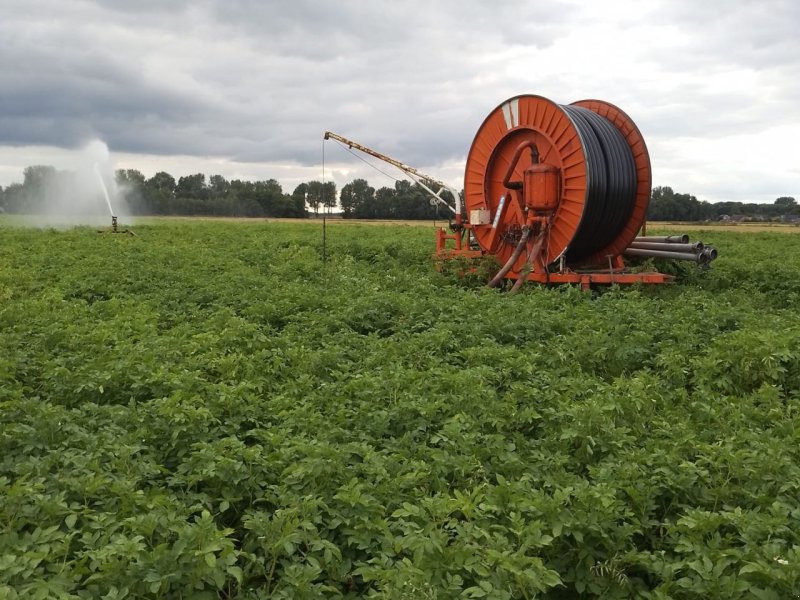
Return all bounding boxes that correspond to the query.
[629,241,703,253]
[624,248,703,262]
[634,235,690,244]
[322,139,327,263]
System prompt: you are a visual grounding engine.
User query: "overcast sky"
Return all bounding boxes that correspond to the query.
[1,0,798,203]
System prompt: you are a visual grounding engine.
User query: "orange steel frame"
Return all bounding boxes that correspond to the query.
[435,225,672,290]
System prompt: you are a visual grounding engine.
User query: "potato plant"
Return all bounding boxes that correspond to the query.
[1,220,799,598]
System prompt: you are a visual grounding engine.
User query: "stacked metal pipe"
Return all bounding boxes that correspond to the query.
[624,234,718,264]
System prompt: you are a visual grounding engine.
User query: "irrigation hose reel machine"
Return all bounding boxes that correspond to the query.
[326,93,717,289]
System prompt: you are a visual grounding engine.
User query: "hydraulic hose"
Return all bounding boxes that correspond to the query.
[508,233,546,295]
[488,227,531,288]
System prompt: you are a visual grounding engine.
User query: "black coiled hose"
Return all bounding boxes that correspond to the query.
[560,106,637,260]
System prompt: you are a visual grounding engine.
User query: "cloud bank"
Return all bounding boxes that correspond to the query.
[0,0,797,202]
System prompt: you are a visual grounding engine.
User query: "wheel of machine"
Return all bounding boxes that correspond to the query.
[464,94,651,270]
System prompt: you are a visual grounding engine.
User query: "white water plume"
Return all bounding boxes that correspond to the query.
[93,162,115,216]
[14,140,132,227]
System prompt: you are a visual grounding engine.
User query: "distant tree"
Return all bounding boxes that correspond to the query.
[208,175,230,198]
[340,178,375,218]
[16,166,59,213]
[284,184,308,217]
[227,180,260,216]
[393,180,437,219]
[143,172,176,214]
[306,181,322,215]
[338,179,445,220]
[23,166,58,206]
[252,179,284,216]
[648,186,714,221]
[115,169,147,214]
[775,196,797,209]
[147,171,176,195]
[303,181,336,215]
[175,173,208,200]
[115,169,145,188]
[291,183,308,208]
[322,181,337,210]
[713,201,744,218]
[374,186,396,218]
[23,165,57,187]
[220,178,305,218]
[1,183,23,213]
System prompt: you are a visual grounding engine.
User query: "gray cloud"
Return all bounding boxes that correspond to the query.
[0,0,570,159]
[651,0,800,67]
[0,0,798,202]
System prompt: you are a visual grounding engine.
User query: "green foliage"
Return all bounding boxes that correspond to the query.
[648,187,800,222]
[0,167,306,219]
[1,221,799,598]
[648,186,714,222]
[340,179,375,219]
[340,180,444,220]
[304,181,337,214]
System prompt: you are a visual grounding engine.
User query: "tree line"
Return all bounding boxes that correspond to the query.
[648,186,798,222]
[0,167,444,220]
[0,166,310,218]
[0,165,795,222]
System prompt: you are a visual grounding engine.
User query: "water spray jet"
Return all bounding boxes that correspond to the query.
[94,163,135,235]
[94,163,116,217]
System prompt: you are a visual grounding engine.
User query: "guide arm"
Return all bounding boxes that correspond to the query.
[323,131,461,216]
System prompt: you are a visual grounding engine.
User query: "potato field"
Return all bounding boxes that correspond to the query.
[1,220,799,599]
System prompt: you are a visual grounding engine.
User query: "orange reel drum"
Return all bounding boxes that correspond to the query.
[464,95,651,268]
